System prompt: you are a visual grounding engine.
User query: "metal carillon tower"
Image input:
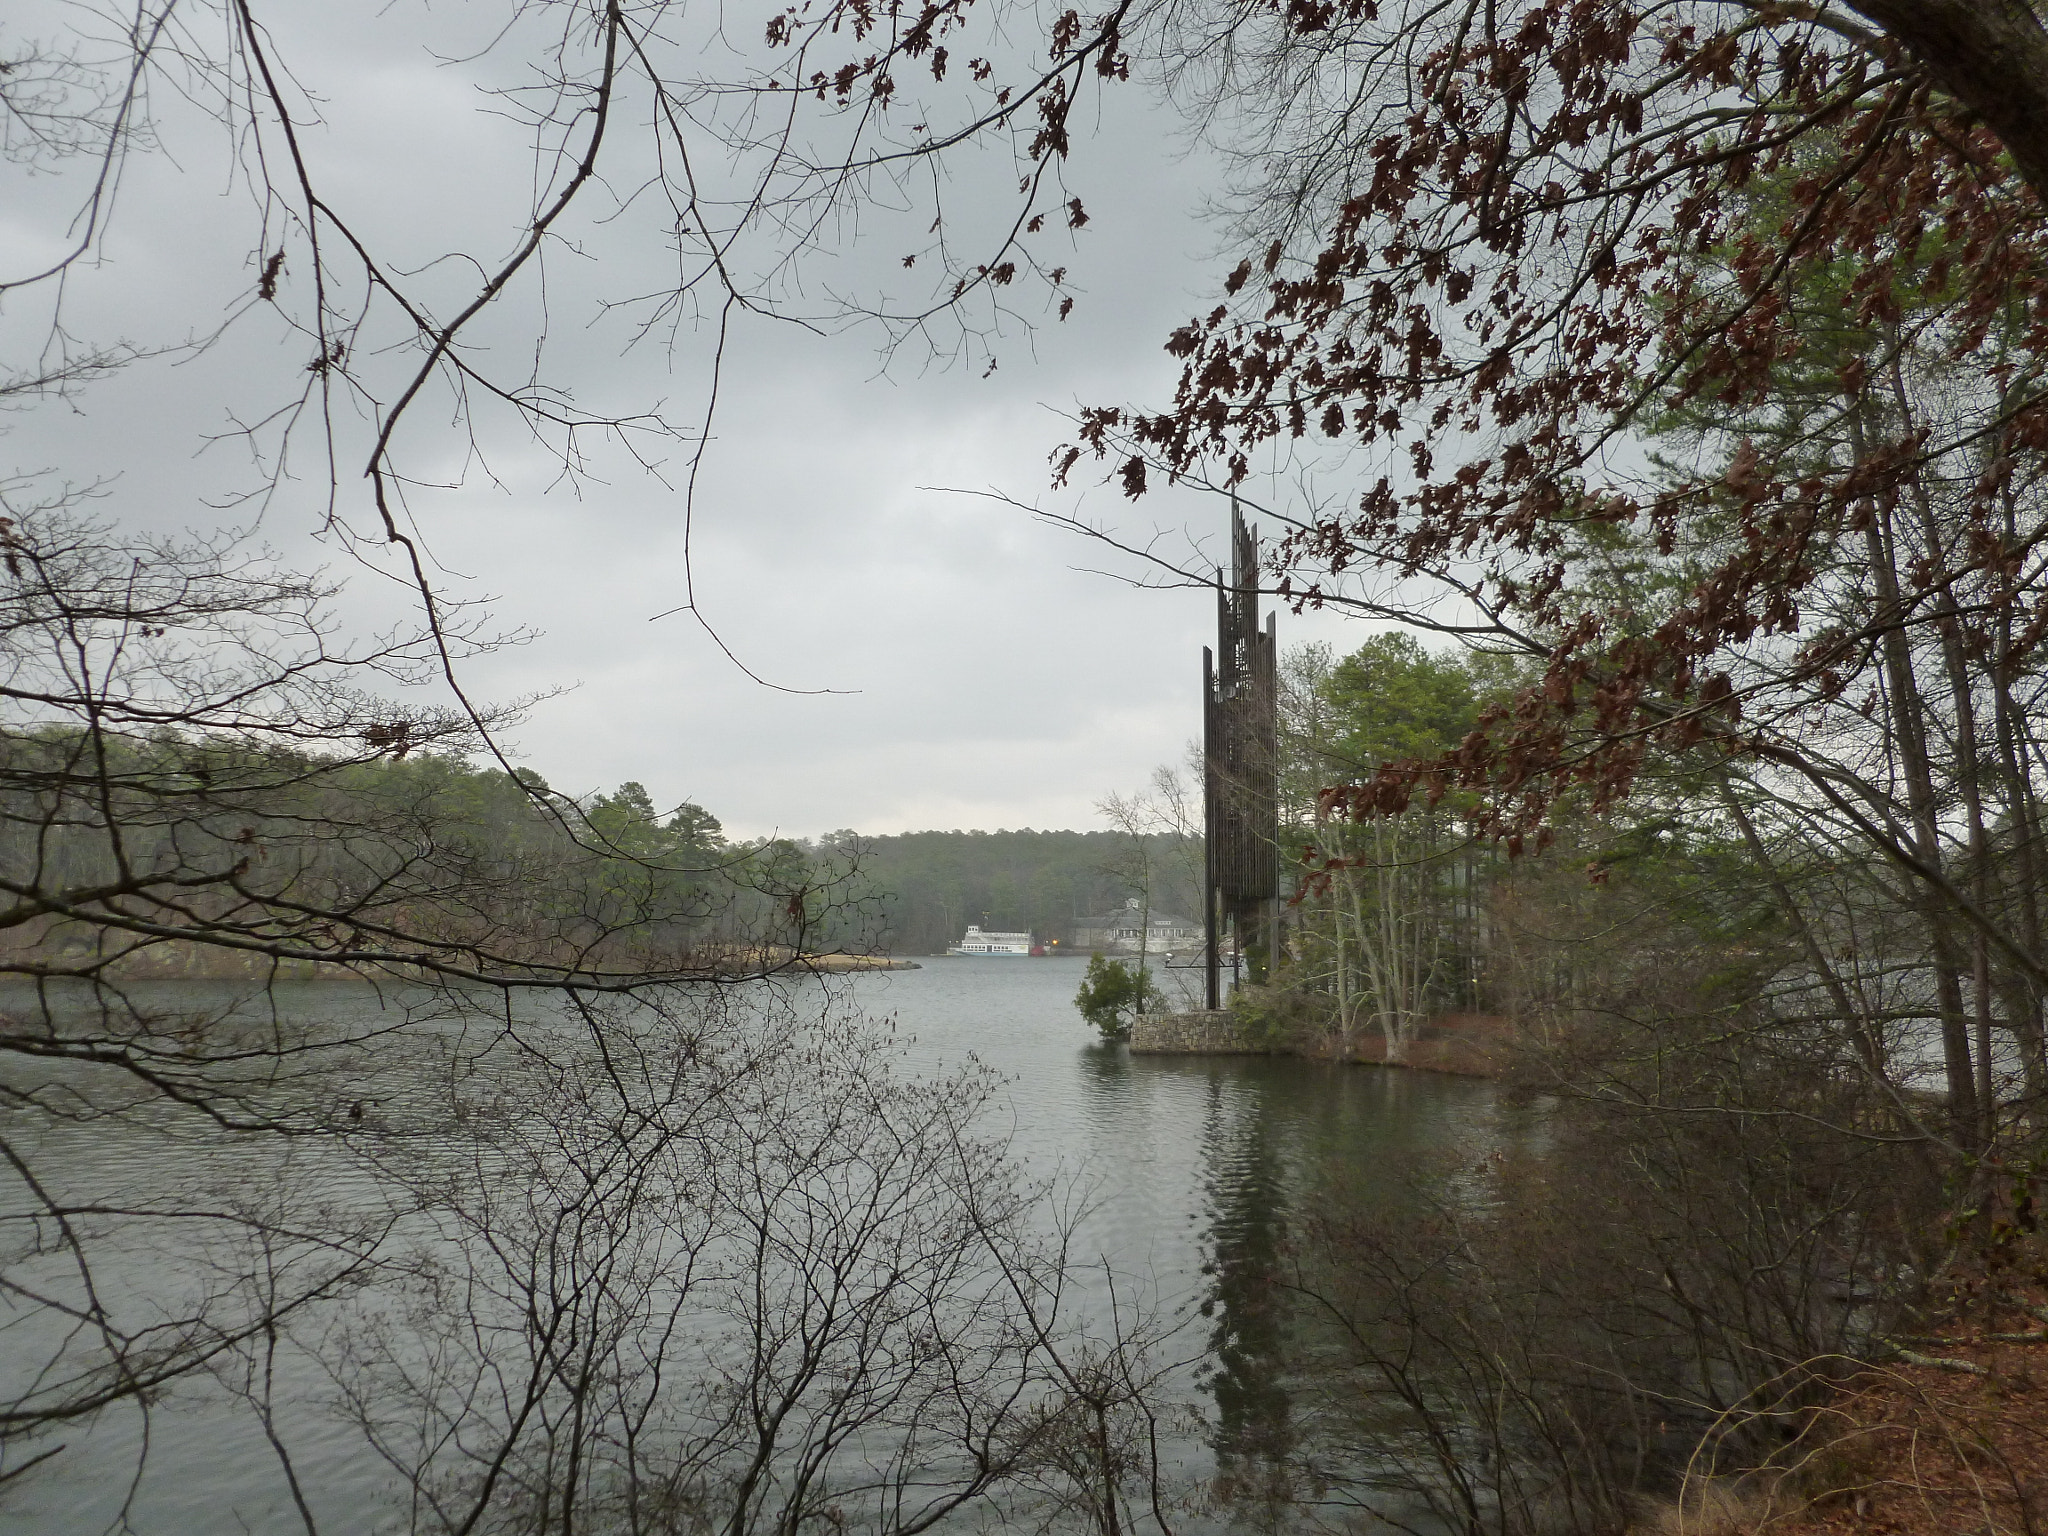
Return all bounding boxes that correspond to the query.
[1202,499,1279,1010]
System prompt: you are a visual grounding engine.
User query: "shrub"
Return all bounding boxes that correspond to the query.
[1074,955,1163,1043]
[1227,975,1331,1050]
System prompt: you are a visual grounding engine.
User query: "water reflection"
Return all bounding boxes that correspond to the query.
[1196,1070,1294,1487]
[3,962,1505,1535]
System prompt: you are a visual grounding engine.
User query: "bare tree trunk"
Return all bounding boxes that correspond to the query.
[1865,490,1979,1146]
[1988,465,2048,1138]
[1845,0,2048,205]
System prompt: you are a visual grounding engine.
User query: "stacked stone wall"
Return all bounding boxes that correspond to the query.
[1128,1010,1267,1055]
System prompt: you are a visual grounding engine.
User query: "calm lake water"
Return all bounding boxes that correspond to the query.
[2,959,1506,1534]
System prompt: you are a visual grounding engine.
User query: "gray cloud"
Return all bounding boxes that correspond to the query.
[2,0,1380,839]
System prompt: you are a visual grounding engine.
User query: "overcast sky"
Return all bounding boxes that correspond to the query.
[2,0,1383,839]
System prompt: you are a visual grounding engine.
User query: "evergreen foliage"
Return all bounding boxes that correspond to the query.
[1073,953,1163,1043]
[1276,636,1518,1052]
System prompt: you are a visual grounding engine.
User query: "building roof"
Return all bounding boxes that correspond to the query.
[1085,899,1198,930]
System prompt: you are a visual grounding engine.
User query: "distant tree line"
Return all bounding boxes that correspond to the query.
[0,711,1205,978]
[807,828,1201,956]
[0,724,855,982]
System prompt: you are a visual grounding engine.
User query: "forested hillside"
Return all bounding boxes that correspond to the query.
[816,828,1202,955]
[0,710,1203,972]
[0,727,853,980]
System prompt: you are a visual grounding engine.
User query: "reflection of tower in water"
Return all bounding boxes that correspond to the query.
[1194,1072,1295,1503]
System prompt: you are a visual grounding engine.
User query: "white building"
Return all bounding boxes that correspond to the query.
[1075,898,1202,955]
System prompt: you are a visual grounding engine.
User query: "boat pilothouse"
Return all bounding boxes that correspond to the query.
[948,925,1032,956]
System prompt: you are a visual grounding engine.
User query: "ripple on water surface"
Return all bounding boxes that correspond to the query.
[4,960,1506,1535]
